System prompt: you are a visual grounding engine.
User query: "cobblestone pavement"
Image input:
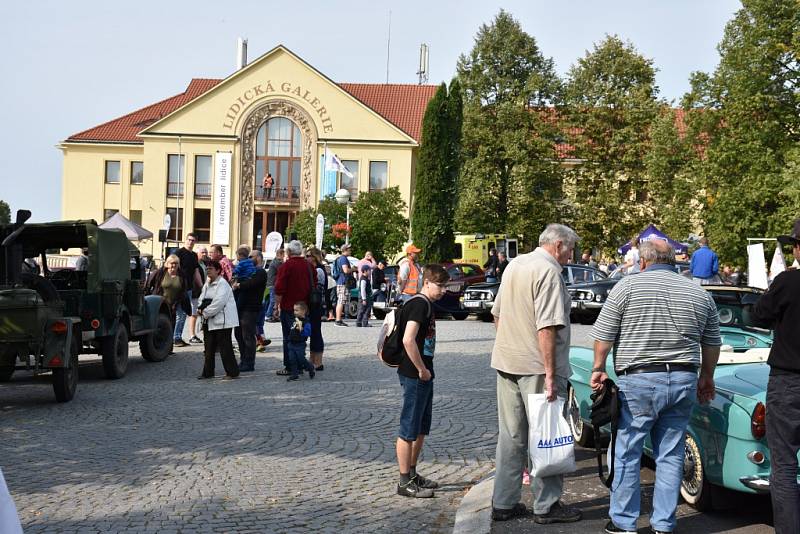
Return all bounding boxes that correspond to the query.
[1,317,500,533]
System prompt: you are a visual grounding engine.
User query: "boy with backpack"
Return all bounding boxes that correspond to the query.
[392,264,450,498]
[356,264,373,327]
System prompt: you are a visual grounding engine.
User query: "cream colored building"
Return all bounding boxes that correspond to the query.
[59,45,435,256]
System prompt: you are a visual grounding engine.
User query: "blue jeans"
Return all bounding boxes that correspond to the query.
[611,371,697,532]
[287,341,313,378]
[265,288,276,318]
[397,374,433,441]
[173,290,192,341]
[280,310,295,370]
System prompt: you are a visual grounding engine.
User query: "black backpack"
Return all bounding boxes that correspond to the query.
[377,295,431,367]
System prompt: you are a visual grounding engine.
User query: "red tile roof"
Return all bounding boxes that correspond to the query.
[338,83,438,141]
[65,79,437,144]
[66,79,222,143]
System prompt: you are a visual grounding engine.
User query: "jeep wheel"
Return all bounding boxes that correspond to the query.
[479,313,494,323]
[53,346,79,402]
[140,313,173,362]
[372,309,386,321]
[0,366,14,382]
[101,327,129,379]
[347,299,359,318]
[452,312,469,321]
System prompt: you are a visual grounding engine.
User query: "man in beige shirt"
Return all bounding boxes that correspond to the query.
[490,223,582,525]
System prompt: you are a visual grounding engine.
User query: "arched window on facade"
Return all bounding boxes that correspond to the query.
[255,117,302,201]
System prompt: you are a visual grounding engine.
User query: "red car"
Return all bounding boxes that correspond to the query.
[438,263,486,319]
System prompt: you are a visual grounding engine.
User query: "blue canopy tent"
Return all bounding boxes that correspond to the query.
[617,224,689,255]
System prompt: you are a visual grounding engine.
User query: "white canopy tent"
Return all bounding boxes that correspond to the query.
[99,212,153,241]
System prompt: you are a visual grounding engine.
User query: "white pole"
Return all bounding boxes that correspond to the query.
[345,204,350,246]
[177,136,182,243]
[385,10,391,84]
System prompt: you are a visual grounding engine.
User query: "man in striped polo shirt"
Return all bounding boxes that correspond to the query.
[589,239,721,534]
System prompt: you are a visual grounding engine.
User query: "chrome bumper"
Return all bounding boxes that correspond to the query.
[739,475,771,493]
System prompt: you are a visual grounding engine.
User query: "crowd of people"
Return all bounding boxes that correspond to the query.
[142,235,325,380]
[141,234,395,382]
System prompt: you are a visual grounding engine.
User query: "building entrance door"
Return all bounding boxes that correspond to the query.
[253,209,297,250]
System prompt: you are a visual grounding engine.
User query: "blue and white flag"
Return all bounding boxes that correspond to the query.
[324,147,354,178]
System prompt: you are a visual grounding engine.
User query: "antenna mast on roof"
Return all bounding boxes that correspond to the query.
[417,43,429,85]
[385,10,391,83]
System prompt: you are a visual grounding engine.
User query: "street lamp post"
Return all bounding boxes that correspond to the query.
[335,188,352,246]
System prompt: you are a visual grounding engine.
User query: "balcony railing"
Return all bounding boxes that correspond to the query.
[195,183,212,198]
[167,182,184,197]
[256,185,300,202]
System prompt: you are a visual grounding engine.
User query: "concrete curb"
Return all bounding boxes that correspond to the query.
[452,472,494,534]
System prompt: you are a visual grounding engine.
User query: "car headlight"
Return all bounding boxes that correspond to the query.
[485,293,494,302]
[380,283,386,291]
[581,291,594,301]
[594,294,604,302]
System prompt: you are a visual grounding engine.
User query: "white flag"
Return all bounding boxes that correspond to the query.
[747,243,768,289]
[769,245,786,282]
[324,148,354,178]
[315,214,325,249]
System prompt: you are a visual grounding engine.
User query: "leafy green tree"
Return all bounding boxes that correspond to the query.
[288,195,347,251]
[644,108,702,241]
[411,79,463,263]
[681,0,800,265]
[560,35,661,253]
[350,187,408,261]
[0,200,10,225]
[455,10,563,245]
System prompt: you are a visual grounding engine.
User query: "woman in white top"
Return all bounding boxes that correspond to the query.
[197,260,240,380]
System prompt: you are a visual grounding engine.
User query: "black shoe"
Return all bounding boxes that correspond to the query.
[397,479,434,498]
[189,336,203,344]
[492,503,527,522]
[222,374,239,380]
[604,520,635,533]
[276,368,291,376]
[534,502,581,525]
[315,365,324,371]
[334,321,348,327]
[174,339,189,347]
[197,374,213,380]
[287,375,300,382]
[412,473,439,489]
[356,323,363,327]
[308,368,316,379]
[260,339,272,346]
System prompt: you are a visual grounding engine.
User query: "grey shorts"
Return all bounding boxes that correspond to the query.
[336,284,348,304]
[190,297,199,315]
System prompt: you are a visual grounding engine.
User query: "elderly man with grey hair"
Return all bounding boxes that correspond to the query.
[274,240,313,375]
[590,239,721,534]
[490,223,583,524]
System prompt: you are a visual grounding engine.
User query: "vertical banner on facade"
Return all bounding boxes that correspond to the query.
[315,214,325,249]
[212,151,232,245]
[747,243,768,289]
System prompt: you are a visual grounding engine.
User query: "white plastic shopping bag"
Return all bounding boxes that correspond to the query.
[0,468,23,534]
[528,393,577,478]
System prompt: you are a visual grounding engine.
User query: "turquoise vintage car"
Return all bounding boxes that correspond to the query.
[566,286,789,511]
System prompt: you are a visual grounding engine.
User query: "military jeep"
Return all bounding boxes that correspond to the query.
[0,210,174,402]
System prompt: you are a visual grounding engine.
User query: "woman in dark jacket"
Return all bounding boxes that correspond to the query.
[305,246,326,371]
[144,254,191,330]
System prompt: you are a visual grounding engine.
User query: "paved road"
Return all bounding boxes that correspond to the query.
[1,321,775,533]
[0,318,498,533]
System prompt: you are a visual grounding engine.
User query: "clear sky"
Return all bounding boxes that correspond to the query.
[0,0,740,222]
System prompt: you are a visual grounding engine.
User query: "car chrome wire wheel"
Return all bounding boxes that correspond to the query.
[680,434,713,510]
[567,385,594,447]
